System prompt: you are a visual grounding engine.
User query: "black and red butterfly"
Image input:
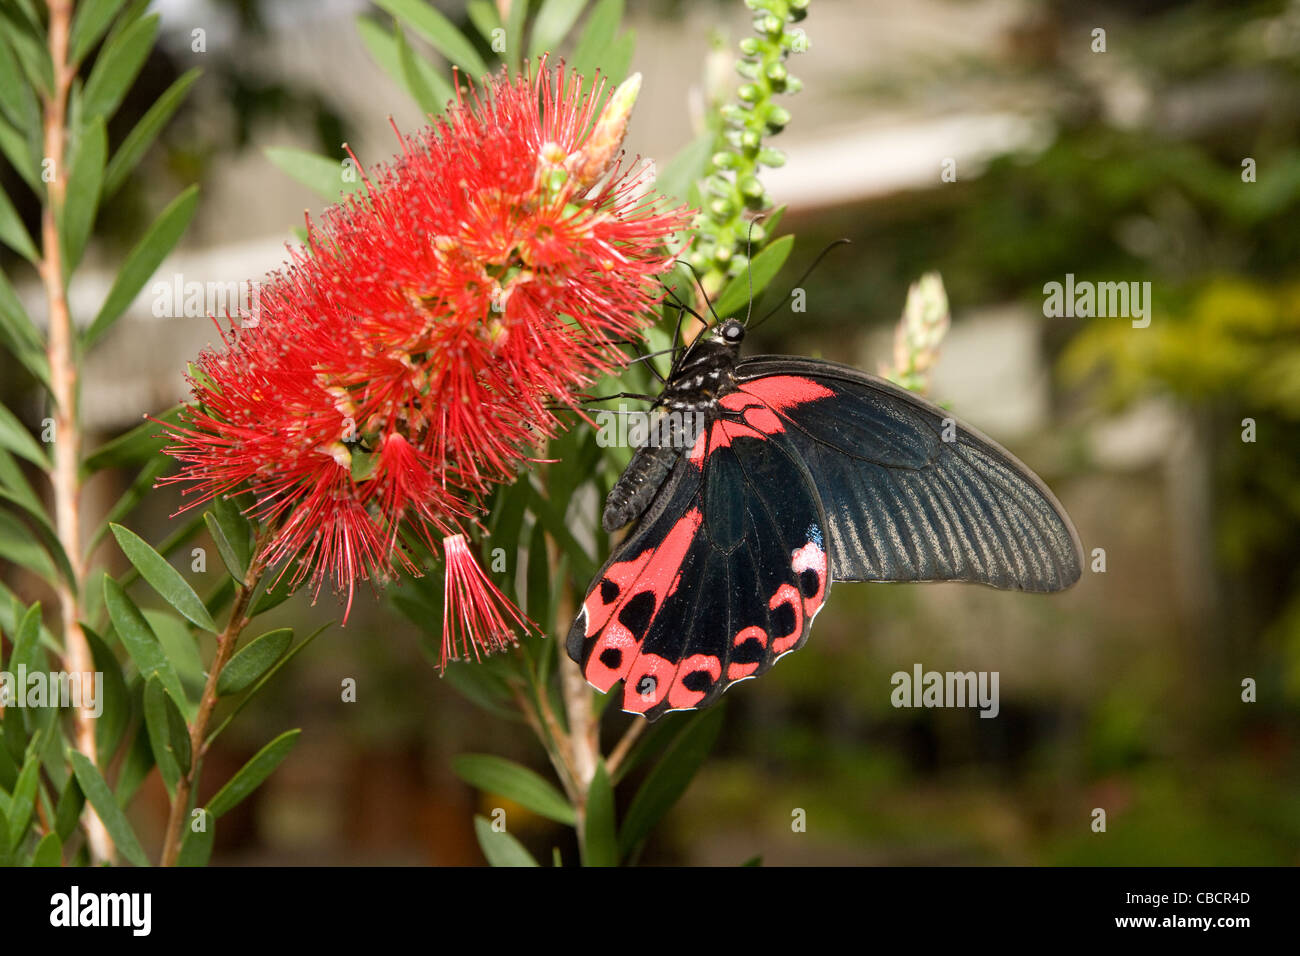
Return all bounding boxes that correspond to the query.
[567,289,1083,721]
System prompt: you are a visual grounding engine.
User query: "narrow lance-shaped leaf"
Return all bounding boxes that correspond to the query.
[216,627,292,696]
[81,13,158,122]
[569,0,623,81]
[473,814,540,867]
[711,233,794,318]
[70,0,130,63]
[618,704,725,855]
[143,676,189,795]
[68,751,150,866]
[264,146,364,203]
[83,406,180,474]
[31,832,62,866]
[452,754,576,826]
[582,760,618,867]
[373,0,489,77]
[176,816,214,866]
[101,575,189,713]
[206,729,301,818]
[529,0,588,60]
[103,68,201,198]
[109,523,218,632]
[84,185,199,348]
[60,116,107,276]
[395,21,453,117]
[0,402,46,466]
[0,181,38,263]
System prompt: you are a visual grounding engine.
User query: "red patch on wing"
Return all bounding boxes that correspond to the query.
[727,625,767,680]
[738,375,834,411]
[667,653,722,710]
[621,653,677,713]
[583,509,702,691]
[770,582,804,655]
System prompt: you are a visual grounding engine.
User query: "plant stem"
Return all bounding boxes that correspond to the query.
[606,717,646,777]
[39,0,113,866]
[158,540,268,866]
[560,655,599,792]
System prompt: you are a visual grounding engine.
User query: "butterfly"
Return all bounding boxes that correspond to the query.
[566,290,1083,721]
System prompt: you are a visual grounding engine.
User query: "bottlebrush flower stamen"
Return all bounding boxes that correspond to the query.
[161,61,692,635]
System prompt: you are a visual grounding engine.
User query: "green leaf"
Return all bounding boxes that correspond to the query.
[206,728,300,818]
[526,479,596,582]
[712,234,794,318]
[112,723,153,807]
[0,511,57,585]
[0,268,49,388]
[0,5,52,96]
[83,185,199,348]
[81,13,158,122]
[83,406,179,474]
[53,775,84,843]
[0,447,43,517]
[31,831,61,866]
[452,754,576,826]
[6,751,39,849]
[0,181,38,263]
[0,28,39,132]
[465,1,502,45]
[84,624,129,759]
[101,575,188,710]
[204,503,251,583]
[0,111,40,193]
[143,675,189,794]
[205,624,329,746]
[264,146,363,203]
[618,704,724,855]
[68,751,149,866]
[473,814,540,867]
[0,402,46,467]
[395,22,449,117]
[505,0,527,72]
[109,523,218,632]
[529,0,588,59]
[103,67,200,198]
[216,627,292,696]
[70,0,130,63]
[143,610,205,691]
[569,0,622,80]
[373,0,488,78]
[525,521,552,632]
[582,760,618,866]
[596,28,633,84]
[60,116,107,274]
[176,816,214,866]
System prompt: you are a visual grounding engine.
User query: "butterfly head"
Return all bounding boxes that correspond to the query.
[712,318,745,350]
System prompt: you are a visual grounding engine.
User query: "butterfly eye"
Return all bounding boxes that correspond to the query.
[724,323,743,342]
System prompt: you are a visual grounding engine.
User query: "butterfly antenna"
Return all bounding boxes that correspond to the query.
[680,259,722,328]
[742,216,765,327]
[749,238,852,332]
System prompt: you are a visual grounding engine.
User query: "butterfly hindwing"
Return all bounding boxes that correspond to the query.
[568,407,829,719]
[733,358,1083,591]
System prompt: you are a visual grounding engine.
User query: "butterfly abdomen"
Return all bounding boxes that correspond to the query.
[602,440,681,532]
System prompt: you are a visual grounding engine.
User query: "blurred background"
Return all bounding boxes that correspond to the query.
[2,0,1299,864]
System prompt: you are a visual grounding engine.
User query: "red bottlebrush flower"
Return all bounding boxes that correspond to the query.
[441,534,533,669]
[161,64,691,634]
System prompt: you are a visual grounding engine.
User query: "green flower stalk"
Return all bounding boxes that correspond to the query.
[690,0,810,296]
